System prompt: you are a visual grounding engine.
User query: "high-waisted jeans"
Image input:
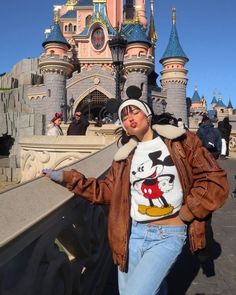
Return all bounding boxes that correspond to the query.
[118,221,187,295]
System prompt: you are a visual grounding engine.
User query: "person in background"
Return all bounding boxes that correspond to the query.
[42,99,228,295]
[197,115,221,159]
[218,117,232,159]
[47,112,63,136]
[67,111,89,135]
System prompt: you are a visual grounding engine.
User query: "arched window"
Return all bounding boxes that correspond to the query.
[65,25,68,32]
[85,15,92,27]
[74,25,76,32]
[68,23,73,31]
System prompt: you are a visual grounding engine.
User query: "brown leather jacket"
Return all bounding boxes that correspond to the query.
[63,125,228,272]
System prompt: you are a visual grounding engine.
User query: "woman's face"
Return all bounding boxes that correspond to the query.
[54,118,62,126]
[121,105,152,140]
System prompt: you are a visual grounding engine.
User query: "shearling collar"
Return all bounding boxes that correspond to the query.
[114,124,186,161]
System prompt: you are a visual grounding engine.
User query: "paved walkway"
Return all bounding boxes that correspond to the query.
[180,154,236,295]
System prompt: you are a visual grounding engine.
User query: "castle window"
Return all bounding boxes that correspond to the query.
[65,25,68,32]
[86,15,92,27]
[74,25,76,32]
[91,28,105,50]
[68,23,73,32]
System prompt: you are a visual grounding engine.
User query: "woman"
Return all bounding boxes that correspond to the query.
[47,112,64,136]
[43,99,228,295]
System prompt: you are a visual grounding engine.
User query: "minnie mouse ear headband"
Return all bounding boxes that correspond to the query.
[52,112,62,122]
[118,99,152,130]
[55,112,62,119]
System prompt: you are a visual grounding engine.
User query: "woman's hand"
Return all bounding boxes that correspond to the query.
[42,168,63,183]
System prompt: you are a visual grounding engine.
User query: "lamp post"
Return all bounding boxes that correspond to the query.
[161,99,167,113]
[69,97,75,120]
[108,26,127,103]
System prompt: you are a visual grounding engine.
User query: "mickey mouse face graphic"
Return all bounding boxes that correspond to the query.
[132,150,175,217]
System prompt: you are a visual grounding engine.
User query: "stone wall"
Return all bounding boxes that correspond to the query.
[0,59,44,180]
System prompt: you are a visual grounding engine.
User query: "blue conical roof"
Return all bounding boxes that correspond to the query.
[228,98,233,109]
[127,23,151,46]
[160,10,188,63]
[215,98,226,107]
[191,90,201,102]
[42,23,70,48]
[211,96,217,104]
[61,10,76,18]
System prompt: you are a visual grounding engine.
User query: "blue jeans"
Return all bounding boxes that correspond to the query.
[118,221,187,295]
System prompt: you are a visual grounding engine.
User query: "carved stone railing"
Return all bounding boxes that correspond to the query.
[0,142,118,295]
[19,135,116,182]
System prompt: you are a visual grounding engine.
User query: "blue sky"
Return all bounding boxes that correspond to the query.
[1,0,235,108]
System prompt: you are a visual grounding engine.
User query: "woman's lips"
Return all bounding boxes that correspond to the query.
[130,122,137,128]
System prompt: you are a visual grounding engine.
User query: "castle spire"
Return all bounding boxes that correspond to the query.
[159,8,189,125]
[172,7,176,25]
[53,6,60,24]
[135,0,147,29]
[228,97,233,109]
[160,7,188,63]
[148,0,157,43]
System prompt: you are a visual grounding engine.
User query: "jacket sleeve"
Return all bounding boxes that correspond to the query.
[179,133,229,222]
[62,161,118,205]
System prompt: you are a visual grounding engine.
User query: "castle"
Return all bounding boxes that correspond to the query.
[2,0,232,178]
[189,87,234,126]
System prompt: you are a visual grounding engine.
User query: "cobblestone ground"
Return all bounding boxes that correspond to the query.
[167,152,236,295]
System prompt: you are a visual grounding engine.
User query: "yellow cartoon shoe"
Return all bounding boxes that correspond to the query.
[138,204,150,214]
[146,205,174,217]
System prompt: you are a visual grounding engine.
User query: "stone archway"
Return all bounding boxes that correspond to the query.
[75,90,111,120]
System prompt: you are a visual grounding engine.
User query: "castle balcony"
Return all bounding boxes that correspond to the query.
[0,140,118,295]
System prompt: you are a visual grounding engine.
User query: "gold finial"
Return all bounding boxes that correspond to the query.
[54,8,59,24]
[172,7,176,25]
[66,0,77,10]
[149,0,157,43]
[134,9,140,23]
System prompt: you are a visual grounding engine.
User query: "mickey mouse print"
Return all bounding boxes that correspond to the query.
[130,136,184,221]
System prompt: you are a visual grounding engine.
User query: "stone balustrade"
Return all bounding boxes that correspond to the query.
[19,134,116,182]
[0,142,118,295]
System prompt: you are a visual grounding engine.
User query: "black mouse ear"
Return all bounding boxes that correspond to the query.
[126,86,142,99]
[106,99,121,113]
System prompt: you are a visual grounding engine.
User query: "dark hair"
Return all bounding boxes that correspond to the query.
[152,113,178,126]
[201,114,210,123]
[120,105,140,121]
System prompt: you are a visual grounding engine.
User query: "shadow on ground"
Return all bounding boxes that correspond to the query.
[102,238,222,295]
[166,239,222,295]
